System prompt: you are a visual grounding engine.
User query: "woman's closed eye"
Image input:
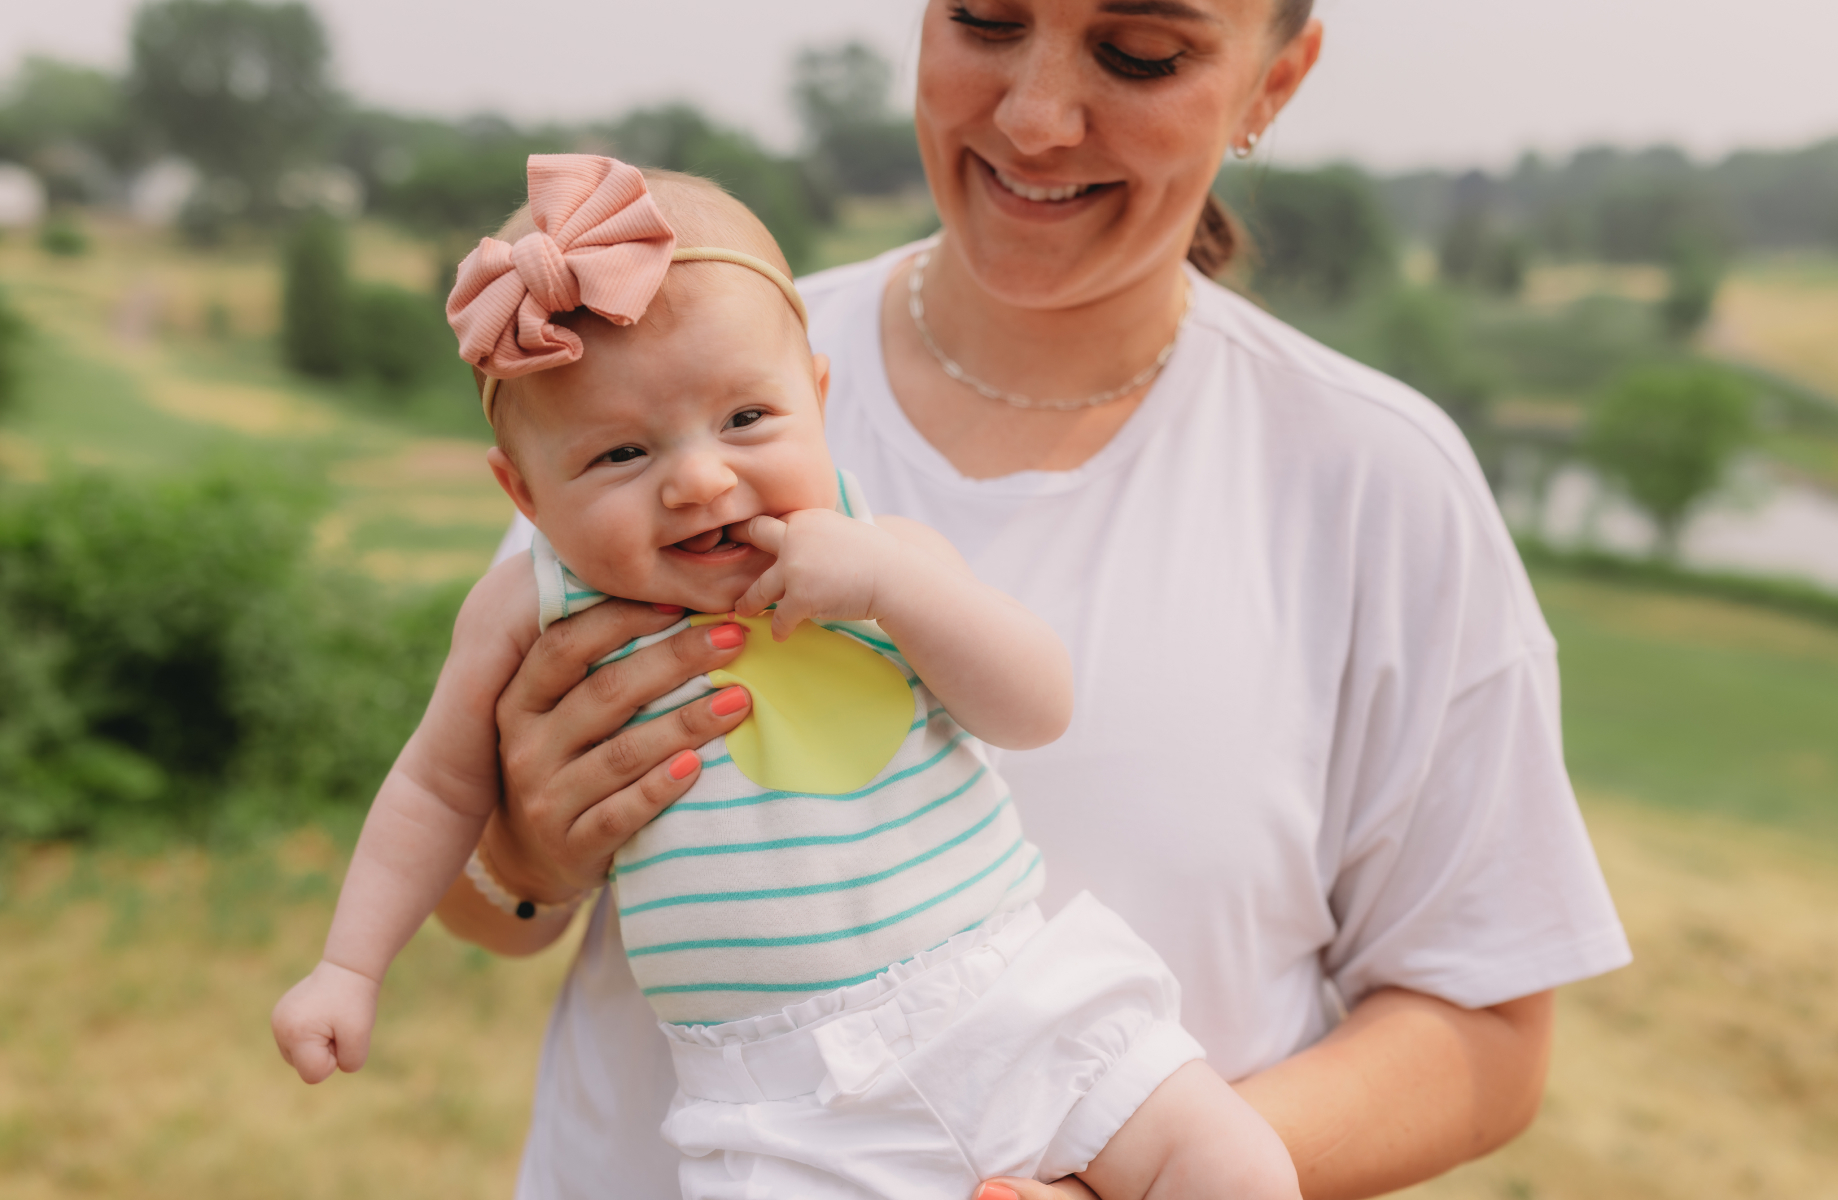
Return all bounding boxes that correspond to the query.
[948,4,1184,79]
[1096,41,1183,79]
[948,3,1022,35]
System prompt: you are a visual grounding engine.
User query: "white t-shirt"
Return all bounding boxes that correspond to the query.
[509,247,1631,1199]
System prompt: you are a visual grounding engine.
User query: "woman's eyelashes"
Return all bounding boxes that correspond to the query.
[1097,42,1183,79]
[947,3,1021,35]
[947,4,1182,78]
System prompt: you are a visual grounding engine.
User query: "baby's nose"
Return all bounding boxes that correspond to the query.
[659,451,738,508]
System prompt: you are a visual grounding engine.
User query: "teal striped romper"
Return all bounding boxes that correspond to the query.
[532,472,1046,1027]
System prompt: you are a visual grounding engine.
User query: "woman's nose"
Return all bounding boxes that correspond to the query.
[658,450,738,509]
[992,38,1087,157]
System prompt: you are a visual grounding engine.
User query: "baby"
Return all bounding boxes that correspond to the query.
[272,155,1297,1200]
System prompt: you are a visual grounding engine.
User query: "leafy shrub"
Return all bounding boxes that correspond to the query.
[0,288,26,417]
[38,212,89,257]
[0,467,461,841]
[349,283,453,388]
[281,209,350,377]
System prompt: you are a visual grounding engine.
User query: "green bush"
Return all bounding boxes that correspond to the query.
[349,283,453,388]
[38,212,90,257]
[0,467,461,841]
[0,289,26,417]
[281,210,351,377]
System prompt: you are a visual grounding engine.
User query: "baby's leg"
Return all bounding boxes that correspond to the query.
[1076,1061,1300,1200]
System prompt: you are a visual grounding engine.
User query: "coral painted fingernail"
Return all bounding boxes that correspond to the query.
[710,686,749,716]
[708,623,747,650]
[975,1187,1019,1200]
[667,751,700,780]
[653,603,684,614]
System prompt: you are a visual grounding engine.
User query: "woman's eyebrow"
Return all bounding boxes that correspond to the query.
[1098,0,1221,23]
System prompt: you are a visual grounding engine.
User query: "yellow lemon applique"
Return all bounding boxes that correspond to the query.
[690,614,915,794]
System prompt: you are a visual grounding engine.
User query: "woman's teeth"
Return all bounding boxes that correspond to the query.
[993,169,1094,203]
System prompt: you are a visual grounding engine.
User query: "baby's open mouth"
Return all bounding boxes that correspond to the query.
[674,525,740,554]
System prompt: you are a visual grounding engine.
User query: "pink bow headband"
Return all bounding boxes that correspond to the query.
[444,154,808,420]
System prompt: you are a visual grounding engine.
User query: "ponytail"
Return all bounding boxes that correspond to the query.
[1186,191,1247,279]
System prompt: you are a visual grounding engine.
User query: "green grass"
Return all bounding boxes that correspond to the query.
[1535,571,1838,837]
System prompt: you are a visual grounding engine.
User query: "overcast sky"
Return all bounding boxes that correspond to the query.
[5,0,1837,171]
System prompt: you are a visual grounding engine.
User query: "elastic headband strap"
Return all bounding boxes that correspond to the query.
[480,245,807,423]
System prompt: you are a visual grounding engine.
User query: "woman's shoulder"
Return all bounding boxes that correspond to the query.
[1184,273,1493,510]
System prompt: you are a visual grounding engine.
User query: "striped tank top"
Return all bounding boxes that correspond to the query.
[532,472,1045,1026]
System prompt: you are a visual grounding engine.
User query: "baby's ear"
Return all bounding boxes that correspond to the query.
[812,352,831,416]
[487,446,540,523]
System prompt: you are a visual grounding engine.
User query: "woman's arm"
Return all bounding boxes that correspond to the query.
[981,986,1553,1200]
[1234,987,1553,1200]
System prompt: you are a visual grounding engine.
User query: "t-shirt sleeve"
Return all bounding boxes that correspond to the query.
[1316,406,1631,1011]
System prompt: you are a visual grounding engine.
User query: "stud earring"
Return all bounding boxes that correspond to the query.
[1231,131,1261,160]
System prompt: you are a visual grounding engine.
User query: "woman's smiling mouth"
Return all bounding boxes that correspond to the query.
[991,168,1096,203]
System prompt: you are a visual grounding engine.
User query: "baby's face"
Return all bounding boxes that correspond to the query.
[490,275,836,613]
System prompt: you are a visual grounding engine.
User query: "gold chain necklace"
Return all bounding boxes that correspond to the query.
[906,247,1192,412]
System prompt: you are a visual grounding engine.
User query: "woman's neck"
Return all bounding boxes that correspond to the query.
[878,238,1194,480]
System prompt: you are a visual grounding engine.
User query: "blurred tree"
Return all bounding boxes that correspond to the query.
[370,124,540,292]
[792,41,925,196]
[1659,236,1724,341]
[281,211,350,377]
[1220,165,1395,305]
[0,58,138,202]
[127,0,333,220]
[607,104,829,271]
[1371,287,1496,458]
[1439,209,1529,296]
[1582,365,1755,559]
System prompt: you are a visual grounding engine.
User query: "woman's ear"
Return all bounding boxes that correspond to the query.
[487,446,541,523]
[812,352,832,417]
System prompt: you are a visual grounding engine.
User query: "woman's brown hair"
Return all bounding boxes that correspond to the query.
[1185,0,1314,277]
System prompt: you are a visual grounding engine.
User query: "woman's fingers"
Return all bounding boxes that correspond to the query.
[563,686,753,865]
[538,616,748,763]
[973,1179,1097,1200]
[499,598,683,726]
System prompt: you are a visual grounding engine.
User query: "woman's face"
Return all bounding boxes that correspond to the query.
[916,0,1318,308]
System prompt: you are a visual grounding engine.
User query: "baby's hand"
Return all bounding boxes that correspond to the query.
[271,960,381,1084]
[730,509,905,640]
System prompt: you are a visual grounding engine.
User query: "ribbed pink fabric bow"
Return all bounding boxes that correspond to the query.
[445,154,676,378]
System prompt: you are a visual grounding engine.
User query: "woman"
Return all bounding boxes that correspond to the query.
[438,2,1630,1197]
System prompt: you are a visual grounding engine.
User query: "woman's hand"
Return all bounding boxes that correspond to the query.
[436,596,753,952]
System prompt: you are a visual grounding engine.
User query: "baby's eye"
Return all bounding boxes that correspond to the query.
[726,409,766,430]
[600,446,646,464]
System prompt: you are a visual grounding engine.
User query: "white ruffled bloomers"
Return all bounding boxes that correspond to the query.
[659,892,1206,1198]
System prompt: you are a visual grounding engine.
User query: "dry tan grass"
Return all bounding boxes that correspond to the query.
[1400,795,1838,1200]
[1708,264,1838,399]
[2,797,1833,1199]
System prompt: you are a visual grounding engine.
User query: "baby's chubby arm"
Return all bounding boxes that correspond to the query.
[731,509,1072,750]
[272,555,539,1084]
